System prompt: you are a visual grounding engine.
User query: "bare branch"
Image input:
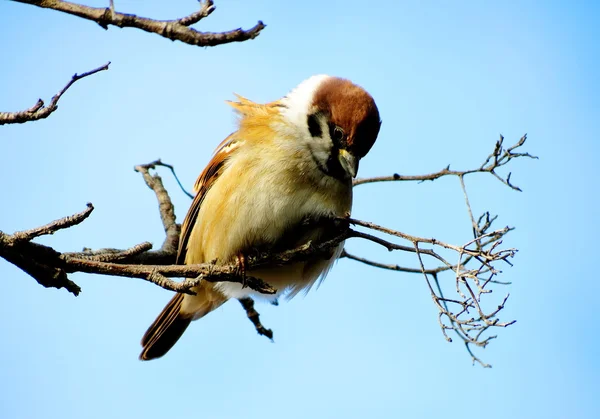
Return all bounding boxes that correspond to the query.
[63,242,153,262]
[349,157,522,368]
[12,203,94,242]
[133,161,181,261]
[0,209,350,297]
[354,134,538,191]
[0,232,82,295]
[341,249,455,275]
[13,0,265,48]
[61,253,278,295]
[0,62,110,125]
[138,159,194,199]
[0,134,534,366]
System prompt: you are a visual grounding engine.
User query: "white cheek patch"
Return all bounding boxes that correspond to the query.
[310,132,333,160]
[280,75,331,133]
[276,75,339,179]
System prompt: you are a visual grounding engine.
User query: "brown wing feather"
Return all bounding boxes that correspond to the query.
[141,293,184,347]
[176,133,241,265]
[140,133,241,360]
[139,293,192,360]
[176,97,281,265]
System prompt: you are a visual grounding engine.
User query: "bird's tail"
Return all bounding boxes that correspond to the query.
[139,283,227,360]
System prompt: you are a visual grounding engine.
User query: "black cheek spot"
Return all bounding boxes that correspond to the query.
[325,148,347,181]
[307,114,322,137]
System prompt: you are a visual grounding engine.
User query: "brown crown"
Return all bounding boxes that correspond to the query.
[312,77,381,158]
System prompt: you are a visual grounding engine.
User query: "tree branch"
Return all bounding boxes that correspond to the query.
[0,135,534,366]
[0,62,110,125]
[134,161,180,259]
[13,0,265,48]
[354,134,537,191]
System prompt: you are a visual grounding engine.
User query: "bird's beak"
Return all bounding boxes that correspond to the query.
[338,149,359,178]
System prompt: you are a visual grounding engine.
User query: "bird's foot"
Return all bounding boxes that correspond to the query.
[236,253,248,288]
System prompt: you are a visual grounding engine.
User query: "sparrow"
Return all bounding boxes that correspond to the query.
[140,75,381,360]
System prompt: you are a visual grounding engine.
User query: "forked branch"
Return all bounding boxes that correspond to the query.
[0,62,110,125]
[13,0,265,48]
[0,136,534,366]
[345,135,535,366]
[354,134,537,191]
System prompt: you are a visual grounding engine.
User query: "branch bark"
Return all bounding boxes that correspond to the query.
[0,203,349,297]
[354,134,537,192]
[0,136,534,366]
[0,62,110,125]
[13,0,265,48]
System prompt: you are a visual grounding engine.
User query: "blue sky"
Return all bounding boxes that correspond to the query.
[1,0,599,418]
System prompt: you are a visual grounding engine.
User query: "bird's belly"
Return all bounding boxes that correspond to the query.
[216,242,344,300]
[216,263,305,300]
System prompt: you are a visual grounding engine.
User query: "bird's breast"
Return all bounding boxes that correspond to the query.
[184,144,352,267]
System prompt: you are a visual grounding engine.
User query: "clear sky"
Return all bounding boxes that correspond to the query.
[1,0,599,418]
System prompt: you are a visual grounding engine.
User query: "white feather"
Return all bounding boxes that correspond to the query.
[279,74,331,131]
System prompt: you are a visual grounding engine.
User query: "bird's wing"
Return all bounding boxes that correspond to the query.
[176,133,243,264]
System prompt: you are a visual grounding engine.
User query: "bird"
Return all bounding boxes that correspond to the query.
[139,75,381,360]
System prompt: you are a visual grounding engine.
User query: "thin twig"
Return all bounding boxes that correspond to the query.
[12,203,94,242]
[0,62,110,125]
[137,159,194,199]
[134,162,180,256]
[0,135,534,366]
[354,134,537,191]
[64,241,152,262]
[342,250,456,275]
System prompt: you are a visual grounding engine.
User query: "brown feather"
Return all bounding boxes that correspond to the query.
[141,128,241,360]
[139,284,227,360]
[177,134,240,264]
[139,293,191,360]
[178,96,283,265]
[312,78,381,158]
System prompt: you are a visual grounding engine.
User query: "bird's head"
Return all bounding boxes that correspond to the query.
[280,75,381,181]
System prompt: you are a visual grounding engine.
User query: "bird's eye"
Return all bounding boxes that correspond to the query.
[331,125,345,143]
